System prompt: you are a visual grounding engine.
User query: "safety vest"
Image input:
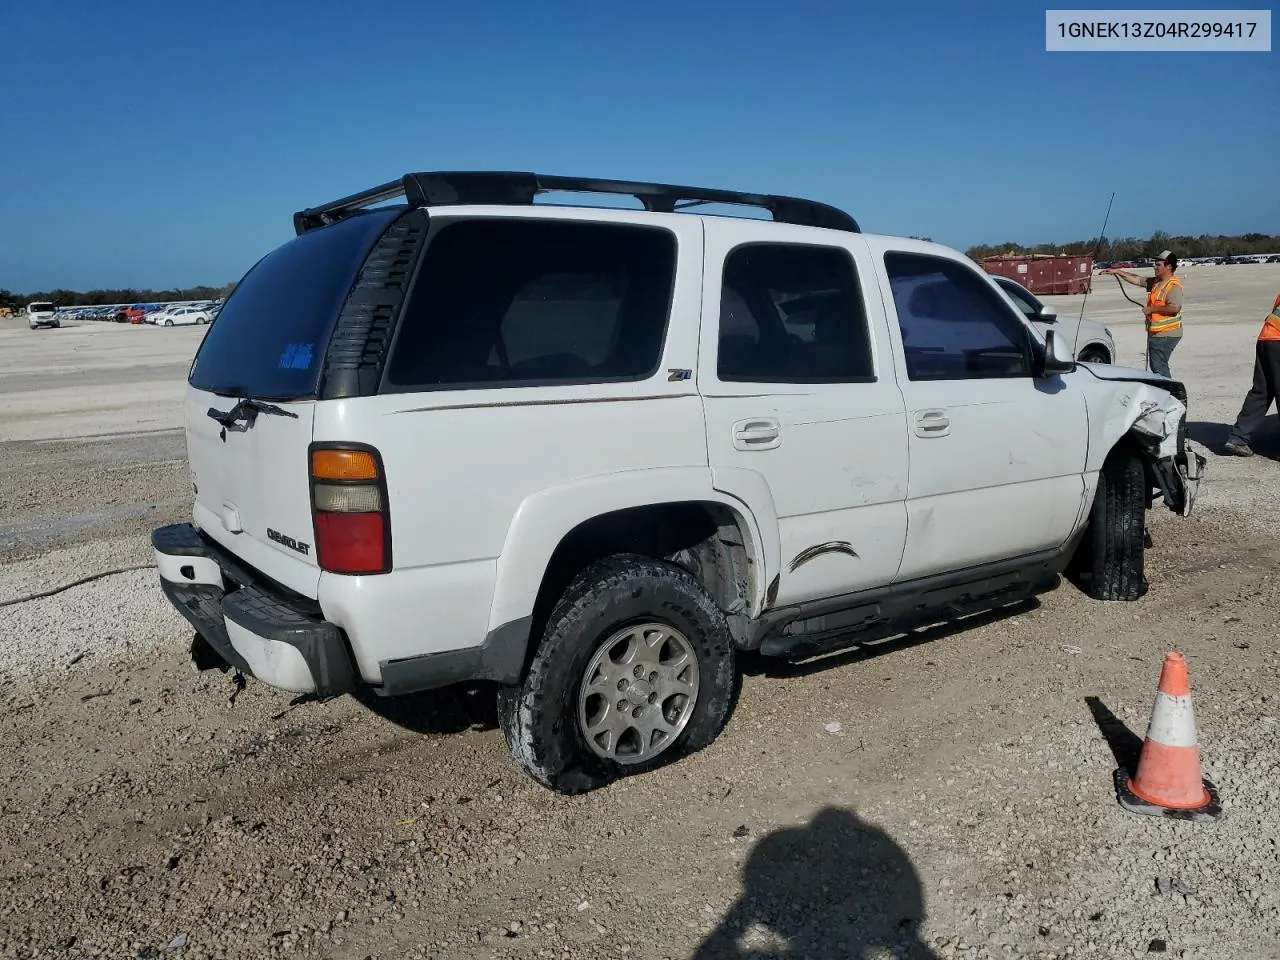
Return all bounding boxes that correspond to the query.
[1146,276,1183,334]
[1260,293,1280,343]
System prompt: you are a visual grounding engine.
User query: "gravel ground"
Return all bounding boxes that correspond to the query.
[2,270,1280,960]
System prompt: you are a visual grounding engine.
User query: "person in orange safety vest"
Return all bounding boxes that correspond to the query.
[1104,249,1184,378]
[1223,291,1280,457]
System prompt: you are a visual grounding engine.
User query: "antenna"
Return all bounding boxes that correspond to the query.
[1074,191,1115,360]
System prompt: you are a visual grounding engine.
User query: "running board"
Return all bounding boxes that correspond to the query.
[756,556,1066,661]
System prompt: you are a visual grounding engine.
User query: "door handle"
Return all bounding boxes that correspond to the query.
[914,410,951,438]
[732,418,782,450]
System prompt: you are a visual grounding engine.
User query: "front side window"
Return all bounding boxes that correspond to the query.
[383,218,677,390]
[884,252,1032,381]
[717,242,875,383]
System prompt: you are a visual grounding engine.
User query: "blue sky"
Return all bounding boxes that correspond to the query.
[1,0,1275,292]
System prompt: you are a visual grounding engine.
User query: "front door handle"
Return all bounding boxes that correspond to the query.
[732,418,782,450]
[914,409,951,438]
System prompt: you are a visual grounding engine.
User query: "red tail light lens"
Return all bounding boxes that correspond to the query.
[314,512,386,574]
[310,444,391,575]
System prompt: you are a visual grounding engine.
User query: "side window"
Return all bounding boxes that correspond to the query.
[883,252,1032,381]
[383,219,677,390]
[717,243,875,383]
[1000,283,1039,319]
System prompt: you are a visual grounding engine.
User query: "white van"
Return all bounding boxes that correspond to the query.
[27,302,59,329]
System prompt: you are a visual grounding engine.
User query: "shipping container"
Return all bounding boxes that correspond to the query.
[975,253,1094,295]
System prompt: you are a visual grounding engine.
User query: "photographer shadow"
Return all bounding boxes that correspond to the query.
[694,807,938,959]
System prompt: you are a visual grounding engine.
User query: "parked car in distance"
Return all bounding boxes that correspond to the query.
[26,302,59,329]
[991,274,1114,364]
[147,305,213,326]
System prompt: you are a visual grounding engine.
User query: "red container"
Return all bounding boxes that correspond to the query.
[975,254,1094,295]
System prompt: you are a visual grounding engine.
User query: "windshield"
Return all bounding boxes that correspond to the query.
[29,302,55,313]
[187,208,401,400]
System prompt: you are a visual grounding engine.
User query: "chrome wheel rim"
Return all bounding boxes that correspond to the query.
[577,622,700,765]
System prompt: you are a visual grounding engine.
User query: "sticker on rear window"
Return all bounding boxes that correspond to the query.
[278,343,314,370]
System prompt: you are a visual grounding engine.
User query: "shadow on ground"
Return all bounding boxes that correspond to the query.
[694,807,938,959]
[1188,419,1280,458]
[351,681,500,735]
[1085,695,1145,778]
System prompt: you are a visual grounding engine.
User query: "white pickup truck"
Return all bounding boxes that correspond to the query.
[151,172,1205,794]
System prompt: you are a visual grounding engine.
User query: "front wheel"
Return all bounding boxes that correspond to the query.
[497,554,737,794]
[1078,346,1110,364]
[1083,449,1148,600]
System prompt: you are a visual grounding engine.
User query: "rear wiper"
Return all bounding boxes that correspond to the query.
[207,397,299,429]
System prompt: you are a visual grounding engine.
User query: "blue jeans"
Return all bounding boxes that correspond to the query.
[1147,335,1180,379]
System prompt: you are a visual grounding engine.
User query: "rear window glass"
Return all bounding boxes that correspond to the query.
[382,218,676,391]
[188,208,401,400]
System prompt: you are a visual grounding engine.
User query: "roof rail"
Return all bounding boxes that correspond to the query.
[292,171,859,235]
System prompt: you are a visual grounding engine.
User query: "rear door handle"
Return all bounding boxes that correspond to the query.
[732,418,782,451]
[914,409,951,438]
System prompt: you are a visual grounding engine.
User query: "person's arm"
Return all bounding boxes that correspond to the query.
[1103,268,1147,286]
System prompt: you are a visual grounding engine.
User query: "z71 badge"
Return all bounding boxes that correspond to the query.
[267,527,311,556]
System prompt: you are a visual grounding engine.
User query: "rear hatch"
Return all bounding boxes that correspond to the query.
[184,208,402,599]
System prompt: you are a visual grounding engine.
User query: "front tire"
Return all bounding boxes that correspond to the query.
[1085,449,1148,600]
[497,554,737,794]
[1078,346,1110,364]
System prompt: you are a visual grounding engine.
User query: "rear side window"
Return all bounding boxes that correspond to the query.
[188,208,402,400]
[383,218,676,391]
[717,242,875,382]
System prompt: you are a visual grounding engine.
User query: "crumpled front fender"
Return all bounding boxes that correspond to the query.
[1085,369,1207,516]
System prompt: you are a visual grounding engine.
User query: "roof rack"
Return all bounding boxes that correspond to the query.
[292,171,859,235]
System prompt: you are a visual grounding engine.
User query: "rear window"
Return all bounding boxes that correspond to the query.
[382,218,676,391]
[188,208,401,400]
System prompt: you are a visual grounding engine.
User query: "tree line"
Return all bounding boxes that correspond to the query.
[965,230,1280,262]
[0,282,236,311]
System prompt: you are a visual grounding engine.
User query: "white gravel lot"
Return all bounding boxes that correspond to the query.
[1,267,1279,960]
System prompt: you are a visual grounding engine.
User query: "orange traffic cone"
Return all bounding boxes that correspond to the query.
[1114,652,1224,822]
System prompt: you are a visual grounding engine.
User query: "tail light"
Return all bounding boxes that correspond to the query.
[309,444,392,574]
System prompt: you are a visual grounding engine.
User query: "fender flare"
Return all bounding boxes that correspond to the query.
[486,466,781,634]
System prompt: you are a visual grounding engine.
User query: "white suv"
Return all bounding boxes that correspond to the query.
[151,172,1205,794]
[27,301,59,328]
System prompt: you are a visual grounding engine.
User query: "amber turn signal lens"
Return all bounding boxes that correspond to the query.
[311,449,379,481]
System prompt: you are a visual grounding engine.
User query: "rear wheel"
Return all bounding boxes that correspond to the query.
[1084,448,1148,600]
[497,554,737,794]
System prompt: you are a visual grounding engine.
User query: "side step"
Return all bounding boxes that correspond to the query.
[759,569,1059,661]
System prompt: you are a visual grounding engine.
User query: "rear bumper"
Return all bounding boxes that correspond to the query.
[152,523,357,697]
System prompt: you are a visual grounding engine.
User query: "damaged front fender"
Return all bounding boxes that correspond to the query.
[1083,367,1207,516]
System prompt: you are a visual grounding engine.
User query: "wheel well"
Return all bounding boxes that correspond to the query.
[1079,343,1111,362]
[528,502,757,657]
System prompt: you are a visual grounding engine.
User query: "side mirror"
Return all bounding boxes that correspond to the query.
[1038,306,1058,323]
[1040,328,1075,376]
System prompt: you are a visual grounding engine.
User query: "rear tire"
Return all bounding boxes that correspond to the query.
[497,554,737,794]
[1085,449,1149,600]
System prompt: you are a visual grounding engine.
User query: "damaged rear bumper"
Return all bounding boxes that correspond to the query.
[151,523,357,697]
